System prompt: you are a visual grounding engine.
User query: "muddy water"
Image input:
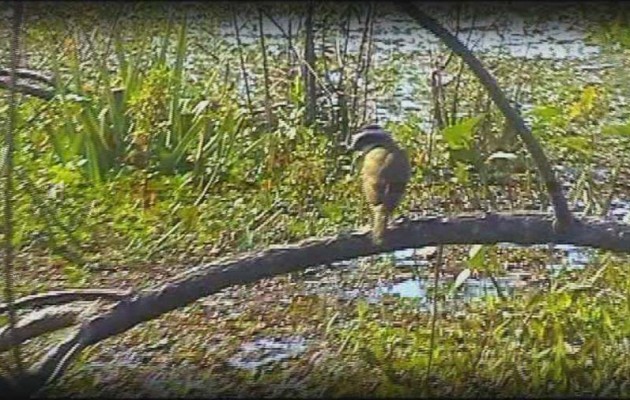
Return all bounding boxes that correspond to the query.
[226,231,612,372]
[228,336,308,371]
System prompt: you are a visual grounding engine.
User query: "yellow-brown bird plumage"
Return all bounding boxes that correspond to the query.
[349,125,411,245]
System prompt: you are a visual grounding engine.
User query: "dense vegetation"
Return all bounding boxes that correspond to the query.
[1,2,629,397]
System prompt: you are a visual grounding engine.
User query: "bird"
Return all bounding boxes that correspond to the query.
[347,124,412,245]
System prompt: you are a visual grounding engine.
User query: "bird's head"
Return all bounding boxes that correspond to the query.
[346,124,395,154]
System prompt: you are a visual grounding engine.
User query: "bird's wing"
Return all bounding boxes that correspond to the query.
[379,150,411,211]
[361,147,390,205]
[361,147,410,208]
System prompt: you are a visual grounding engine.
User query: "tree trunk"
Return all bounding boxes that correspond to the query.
[303,1,317,126]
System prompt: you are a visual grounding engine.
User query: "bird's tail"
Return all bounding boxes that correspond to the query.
[372,204,388,245]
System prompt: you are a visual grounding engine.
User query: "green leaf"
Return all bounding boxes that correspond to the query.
[555,291,572,310]
[453,162,469,184]
[442,115,483,150]
[602,123,630,136]
[325,311,340,337]
[468,244,487,270]
[451,268,472,294]
[557,136,591,156]
[531,105,562,121]
[533,348,552,359]
[84,138,103,183]
[63,265,88,286]
[192,99,211,118]
[0,145,7,175]
[178,205,199,230]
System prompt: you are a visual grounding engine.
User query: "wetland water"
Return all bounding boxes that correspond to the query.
[206,2,609,125]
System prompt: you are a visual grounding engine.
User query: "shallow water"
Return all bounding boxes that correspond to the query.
[382,224,619,301]
[227,336,308,371]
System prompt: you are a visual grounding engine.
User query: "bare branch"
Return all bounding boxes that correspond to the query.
[30,329,83,393]
[0,67,58,100]
[260,8,335,99]
[397,3,574,232]
[0,304,90,352]
[9,212,627,393]
[0,76,55,100]
[0,289,133,314]
[0,68,56,86]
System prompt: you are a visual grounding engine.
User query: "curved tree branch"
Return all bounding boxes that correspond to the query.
[0,68,56,86]
[0,304,90,352]
[0,68,58,100]
[0,289,133,314]
[0,77,55,100]
[4,212,628,394]
[396,3,574,232]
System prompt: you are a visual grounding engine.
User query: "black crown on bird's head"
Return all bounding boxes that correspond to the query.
[347,123,395,153]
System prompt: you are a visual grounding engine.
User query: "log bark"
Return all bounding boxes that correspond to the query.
[0,68,57,100]
[0,289,132,314]
[0,304,92,352]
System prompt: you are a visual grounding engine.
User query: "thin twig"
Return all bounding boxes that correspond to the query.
[361,2,376,124]
[3,0,25,376]
[257,7,274,126]
[260,8,334,99]
[303,1,317,125]
[0,289,132,314]
[425,244,443,392]
[231,7,253,114]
